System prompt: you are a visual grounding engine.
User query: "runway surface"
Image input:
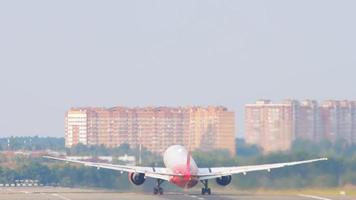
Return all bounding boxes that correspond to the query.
[0,187,353,200]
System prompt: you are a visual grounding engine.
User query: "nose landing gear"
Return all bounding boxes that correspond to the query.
[201,180,211,195]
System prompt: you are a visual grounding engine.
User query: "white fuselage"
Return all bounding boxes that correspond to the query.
[163,145,199,188]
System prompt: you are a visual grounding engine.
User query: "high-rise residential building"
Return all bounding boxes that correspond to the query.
[319,100,354,143]
[351,101,356,144]
[319,100,339,142]
[188,107,235,154]
[65,106,235,155]
[295,100,319,141]
[65,110,88,147]
[245,99,356,153]
[245,100,294,153]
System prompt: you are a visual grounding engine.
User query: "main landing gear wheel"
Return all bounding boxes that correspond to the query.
[153,187,163,195]
[153,179,164,195]
[201,188,211,195]
[200,180,211,195]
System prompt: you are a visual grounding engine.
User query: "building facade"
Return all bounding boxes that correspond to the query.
[319,100,355,143]
[245,100,356,153]
[245,100,295,153]
[65,110,88,147]
[295,100,319,141]
[65,106,235,155]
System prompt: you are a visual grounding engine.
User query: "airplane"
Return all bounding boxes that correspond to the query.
[44,145,327,195]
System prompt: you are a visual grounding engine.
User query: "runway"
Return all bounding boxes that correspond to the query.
[0,187,353,200]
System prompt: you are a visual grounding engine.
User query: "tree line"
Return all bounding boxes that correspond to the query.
[0,136,355,189]
[0,136,64,151]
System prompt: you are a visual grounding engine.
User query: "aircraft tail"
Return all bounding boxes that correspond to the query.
[186,151,191,174]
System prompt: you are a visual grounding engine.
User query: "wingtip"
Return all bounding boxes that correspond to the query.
[42,155,59,160]
[43,155,52,158]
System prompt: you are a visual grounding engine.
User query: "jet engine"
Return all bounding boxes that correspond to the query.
[216,175,232,186]
[129,172,145,185]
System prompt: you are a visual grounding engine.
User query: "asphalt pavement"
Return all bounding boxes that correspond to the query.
[0,187,353,200]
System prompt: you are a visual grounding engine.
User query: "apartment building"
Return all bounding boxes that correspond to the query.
[65,106,235,155]
[245,99,356,153]
[245,100,294,153]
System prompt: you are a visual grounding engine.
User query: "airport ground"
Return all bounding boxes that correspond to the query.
[0,187,354,200]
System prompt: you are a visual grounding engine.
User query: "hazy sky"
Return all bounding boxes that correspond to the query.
[0,1,355,137]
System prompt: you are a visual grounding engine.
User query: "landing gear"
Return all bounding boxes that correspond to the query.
[153,187,163,195]
[153,179,164,195]
[201,180,211,195]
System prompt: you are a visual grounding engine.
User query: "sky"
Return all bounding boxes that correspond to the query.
[0,1,355,138]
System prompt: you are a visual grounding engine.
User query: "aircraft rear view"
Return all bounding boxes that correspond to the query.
[163,145,199,189]
[44,145,327,195]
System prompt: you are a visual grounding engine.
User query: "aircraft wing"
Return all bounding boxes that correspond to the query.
[197,157,327,180]
[43,156,173,181]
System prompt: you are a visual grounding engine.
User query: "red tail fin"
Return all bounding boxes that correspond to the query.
[186,151,191,173]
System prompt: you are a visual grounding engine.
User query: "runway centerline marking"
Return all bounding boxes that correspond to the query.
[298,194,333,200]
[51,193,72,200]
[187,194,205,200]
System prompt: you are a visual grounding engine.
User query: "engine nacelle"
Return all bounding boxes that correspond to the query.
[216,175,232,186]
[129,172,145,185]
